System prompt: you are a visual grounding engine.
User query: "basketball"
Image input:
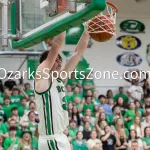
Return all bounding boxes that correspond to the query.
[88,15,115,42]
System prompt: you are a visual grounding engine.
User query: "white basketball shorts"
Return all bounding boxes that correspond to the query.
[38,133,71,150]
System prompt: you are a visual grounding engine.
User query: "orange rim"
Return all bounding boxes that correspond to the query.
[106,1,118,13]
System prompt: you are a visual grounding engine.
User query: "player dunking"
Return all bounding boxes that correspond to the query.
[34,31,89,150]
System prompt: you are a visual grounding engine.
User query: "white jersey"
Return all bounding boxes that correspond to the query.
[34,78,69,136]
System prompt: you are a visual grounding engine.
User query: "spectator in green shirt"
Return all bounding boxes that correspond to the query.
[67,72,81,90]
[113,87,129,104]
[10,107,20,121]
[71,131,89,150]
[7,118,22,138]
[24,83,34,96]
[83,109,96,128]
[3,97,12,120]
[70,86,83,102]
[124,102,139,130]
[82,73,95,97]
[18,97,29,117]
[3,126,19,150]
[65,85,73,103]
[68,120,78,141]
[65,85,73,97]
[82,96,96,117]
[142,126,150,149]
[10,87,28,106]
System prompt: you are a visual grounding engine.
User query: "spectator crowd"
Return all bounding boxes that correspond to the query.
[0,71,150,150]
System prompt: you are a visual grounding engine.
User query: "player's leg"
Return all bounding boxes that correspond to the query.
[54,134,71,150]
[38,134,71,150]
[38,137,53,150]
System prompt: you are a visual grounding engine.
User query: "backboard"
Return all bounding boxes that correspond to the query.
[11,0,106,49]
[16,0,67,37]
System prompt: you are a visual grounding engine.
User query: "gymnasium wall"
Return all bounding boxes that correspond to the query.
[87,17,150,94]
[64,16,150,94]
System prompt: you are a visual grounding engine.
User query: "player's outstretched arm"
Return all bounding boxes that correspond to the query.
[37,32,66,74]
[35,32,66,93]
[61,31,89,78]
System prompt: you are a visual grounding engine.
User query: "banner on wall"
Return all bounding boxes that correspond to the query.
[116,52,142,67]
[27,56,40,80]
[146,44,150,66]
[120,20,145,34]
[63,51,89,78]
[116,35,141,50]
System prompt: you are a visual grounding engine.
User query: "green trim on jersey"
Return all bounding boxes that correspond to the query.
[41,94,48,135]
[57,78,63,83]
[49,139,59,150]
[44,92,52,135]
[50,140,56,150]
[34,78,52,95]
[48,91,55,133]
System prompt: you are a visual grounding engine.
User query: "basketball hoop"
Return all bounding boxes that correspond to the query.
[84,1,118,36]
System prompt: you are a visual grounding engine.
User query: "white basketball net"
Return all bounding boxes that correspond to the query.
[84,2,117,36]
